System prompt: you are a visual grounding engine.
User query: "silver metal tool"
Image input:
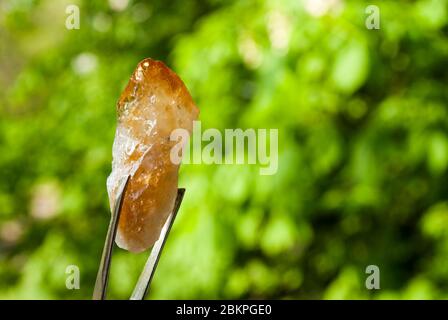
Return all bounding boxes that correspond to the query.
[93,175,185,300]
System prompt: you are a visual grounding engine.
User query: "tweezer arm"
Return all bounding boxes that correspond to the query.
[130,188,185,300]
[92,175,130,300]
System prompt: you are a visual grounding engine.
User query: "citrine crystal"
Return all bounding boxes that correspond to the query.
[106,58,199,253]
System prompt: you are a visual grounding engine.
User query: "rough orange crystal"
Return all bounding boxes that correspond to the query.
[107,58,199,253]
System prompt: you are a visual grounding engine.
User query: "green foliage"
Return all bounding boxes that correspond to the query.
[0,0,447,299]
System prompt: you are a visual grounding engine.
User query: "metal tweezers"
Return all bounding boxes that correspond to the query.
[93,175,185,300]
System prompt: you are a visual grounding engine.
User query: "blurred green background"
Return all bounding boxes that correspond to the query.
[1,0,448,299]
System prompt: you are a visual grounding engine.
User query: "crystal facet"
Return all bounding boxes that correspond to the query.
[107,58,199,253]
